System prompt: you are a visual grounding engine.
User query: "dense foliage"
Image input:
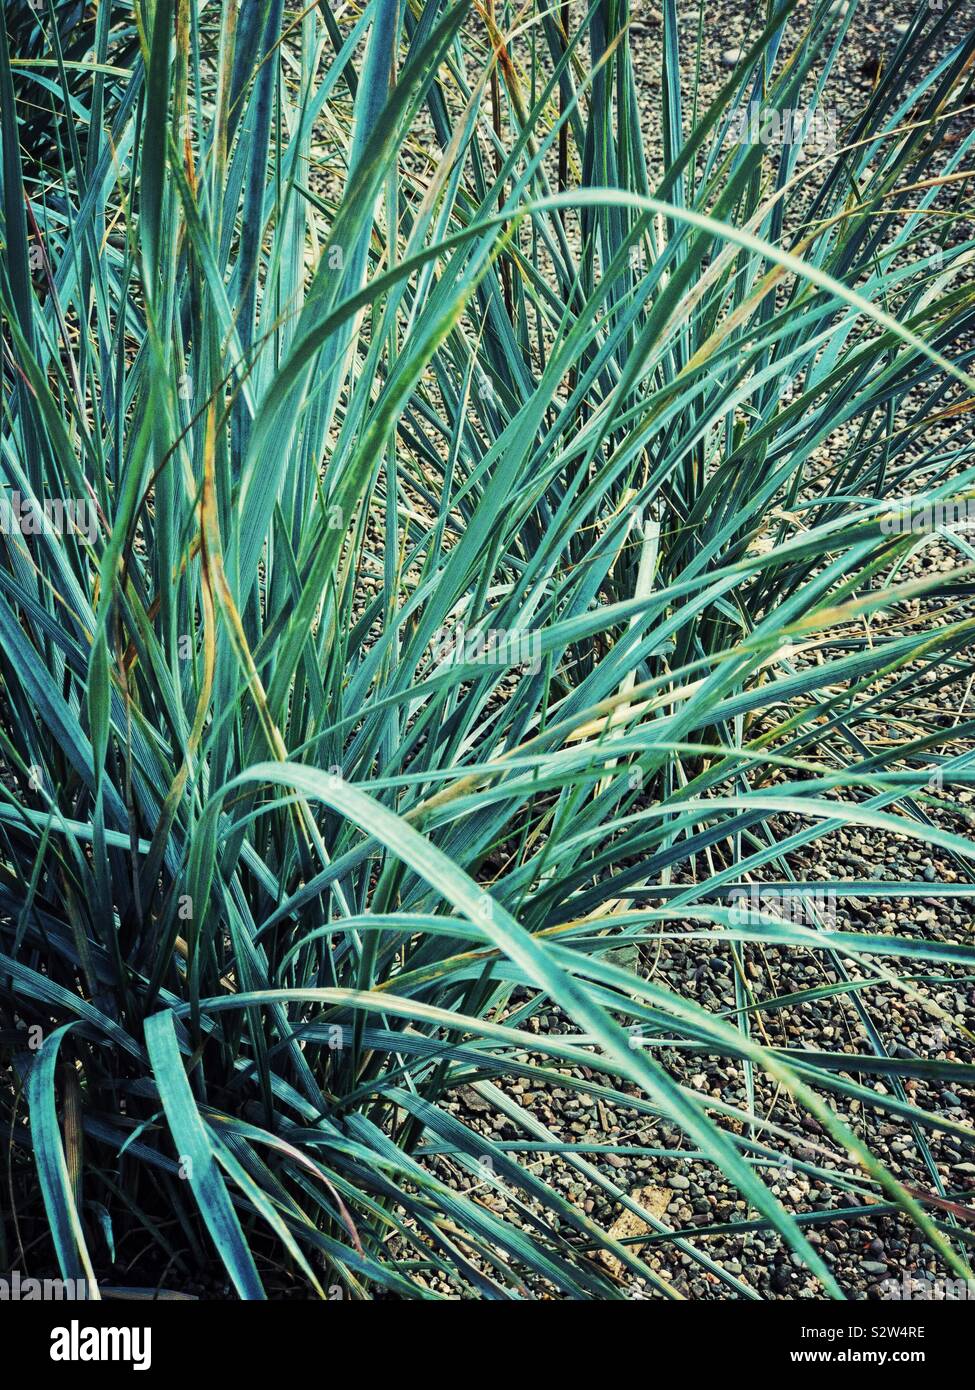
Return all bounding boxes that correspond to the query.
[1,0,974,1298]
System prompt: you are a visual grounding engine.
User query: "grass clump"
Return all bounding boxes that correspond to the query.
[1,0,974,1299]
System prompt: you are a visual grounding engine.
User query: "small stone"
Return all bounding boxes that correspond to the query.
[862,1261,888,1276]
[721,48,742,69]
[599,1186,671,1278]
[630,11,662,32]
[667,1174,690,1190]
